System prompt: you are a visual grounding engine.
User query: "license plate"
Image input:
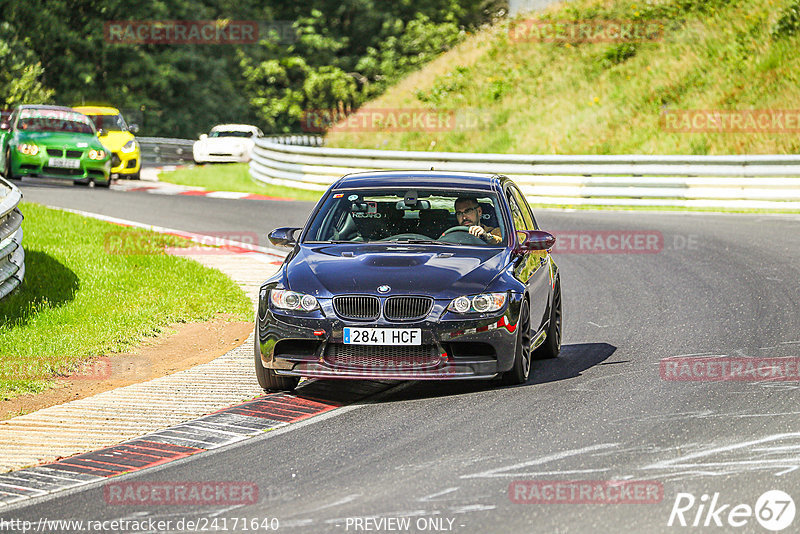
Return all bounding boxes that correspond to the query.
[49,157,80,169]
[343,327,422,345]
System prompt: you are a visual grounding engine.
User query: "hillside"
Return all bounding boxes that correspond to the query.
[326,0,800,155]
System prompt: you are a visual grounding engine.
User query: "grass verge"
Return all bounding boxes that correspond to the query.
[326,0,800,155]
[158,163,323,202]
[0,202,253,399]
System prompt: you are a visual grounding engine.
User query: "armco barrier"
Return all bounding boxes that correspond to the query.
[249,140,800,210]
[0,177,24,300]
[138,137,195,166]
[140,135,323,166]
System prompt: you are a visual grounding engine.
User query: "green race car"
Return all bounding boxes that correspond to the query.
[0,105,112,187]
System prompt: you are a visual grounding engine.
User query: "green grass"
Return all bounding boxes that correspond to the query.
[326,0,800,155]
[0,202,252,399]
[158,163,323,202]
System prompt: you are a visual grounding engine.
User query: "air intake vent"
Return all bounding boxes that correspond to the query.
[333,296,380,320]
[324,344,439,369]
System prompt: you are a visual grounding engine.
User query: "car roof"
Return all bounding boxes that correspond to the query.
[73,106,121,115]
[17,105,77,112]
[210,124,259,131]
[332,171,504,191]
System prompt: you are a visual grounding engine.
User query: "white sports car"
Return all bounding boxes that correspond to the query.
[192,124,263,164]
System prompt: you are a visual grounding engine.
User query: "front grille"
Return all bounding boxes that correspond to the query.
[333,296,379,320]
[384,296,433,321]
[65,150,83,158]
[324,343,440,370]
[111,153,121,167]
[46,148,64,157]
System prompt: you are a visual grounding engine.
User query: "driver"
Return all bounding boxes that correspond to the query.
[453,197,502,244]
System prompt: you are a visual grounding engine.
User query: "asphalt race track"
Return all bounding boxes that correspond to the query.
[9,181,800,532]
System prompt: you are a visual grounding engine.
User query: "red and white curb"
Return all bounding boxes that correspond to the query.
[0,381,392,508]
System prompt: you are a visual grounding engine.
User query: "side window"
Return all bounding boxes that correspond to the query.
[510,186,537,230]
[506,191,529,232]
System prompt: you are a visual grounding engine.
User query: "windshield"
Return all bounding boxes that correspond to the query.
[209,130,253,138]
[86,114,128,132]
[17,109,95,135]
[304,188,506,246]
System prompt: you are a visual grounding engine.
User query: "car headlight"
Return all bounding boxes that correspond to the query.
[88,149,106,160]
[270,289,319,312]
[17,144,39,156]
[447,293,507,314]
[120,140,137,153]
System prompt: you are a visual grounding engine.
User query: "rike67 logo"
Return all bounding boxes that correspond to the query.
[668,490,795,531]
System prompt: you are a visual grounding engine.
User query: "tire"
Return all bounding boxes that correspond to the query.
[501,299,532,385]
[130,171,141,180]
[96,178,111,188]
[254,324,299,392]
[533,278,562,360]
[74,179,89,186]
[3,150,19,181]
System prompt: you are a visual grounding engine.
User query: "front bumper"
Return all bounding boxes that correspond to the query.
[111,149,140,176]
[257,295,523,380]
[11,152,110,181]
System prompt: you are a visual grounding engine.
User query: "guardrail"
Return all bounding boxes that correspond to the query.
[139,134,323,166]
[249,140,800,209]
[138,137,195,166]
[0,177,24,300]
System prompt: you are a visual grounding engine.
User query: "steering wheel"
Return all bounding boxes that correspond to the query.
[440,226,471,236]
[439,226,486,245]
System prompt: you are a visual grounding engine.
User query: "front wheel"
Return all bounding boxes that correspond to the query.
[533,278,562,360]
[254,325,299,392]
[501,300,532,385]
[3,150,19,181]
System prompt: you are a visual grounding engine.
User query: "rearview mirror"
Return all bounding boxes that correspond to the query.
[515,230,556,253]
[268,227,301,247]
[128,123,140,134]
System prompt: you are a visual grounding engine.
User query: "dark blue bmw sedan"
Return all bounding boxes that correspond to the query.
[255,171,562,390]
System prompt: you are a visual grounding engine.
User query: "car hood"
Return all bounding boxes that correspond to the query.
[285,244,508,298]
[98,130,134,151]
[16,131,103,149]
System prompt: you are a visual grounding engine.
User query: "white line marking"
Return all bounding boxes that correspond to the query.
[44,206,287,259]
[418,487,459,502]
[460,443,618,479]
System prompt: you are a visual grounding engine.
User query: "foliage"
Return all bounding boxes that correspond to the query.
[0,0,502,137]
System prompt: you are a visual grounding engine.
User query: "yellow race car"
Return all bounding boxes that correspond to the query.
[73,106,141,180]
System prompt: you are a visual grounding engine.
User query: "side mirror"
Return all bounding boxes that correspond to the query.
[0,121,9,131]
[128,123,140,134]
[515,230,555,253]
[97,128,107,137]
[268,227,301,248]
[199,134,208,141]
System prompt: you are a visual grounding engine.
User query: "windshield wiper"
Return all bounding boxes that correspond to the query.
[385,239,456,245]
